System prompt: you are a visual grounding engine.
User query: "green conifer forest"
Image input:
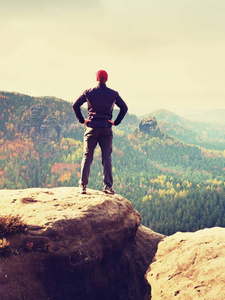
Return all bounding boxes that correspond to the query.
[1,91,225,235]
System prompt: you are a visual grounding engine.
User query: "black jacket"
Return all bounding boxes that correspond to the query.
[73,83,128,128]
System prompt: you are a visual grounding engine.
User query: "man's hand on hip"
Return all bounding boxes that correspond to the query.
[108,120,114,125]
[84,119,91,124]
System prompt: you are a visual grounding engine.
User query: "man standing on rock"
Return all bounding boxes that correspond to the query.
[73,70,128,195]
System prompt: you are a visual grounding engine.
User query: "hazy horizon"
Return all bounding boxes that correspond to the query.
[1,0,225,117]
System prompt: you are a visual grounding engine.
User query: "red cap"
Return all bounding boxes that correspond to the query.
[96,70,108,82]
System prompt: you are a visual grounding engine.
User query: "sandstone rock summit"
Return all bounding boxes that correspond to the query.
[146,227,225,300]
[139,116,158,134]
[0,187,163,300]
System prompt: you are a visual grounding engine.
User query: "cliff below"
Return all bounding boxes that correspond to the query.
[1,188,224,300]
[0,187,163,300]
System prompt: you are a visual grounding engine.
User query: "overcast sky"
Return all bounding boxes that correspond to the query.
[1,0,225,116]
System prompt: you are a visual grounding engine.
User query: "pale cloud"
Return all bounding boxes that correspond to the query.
[0,0,101,13]
[1,0,225,115]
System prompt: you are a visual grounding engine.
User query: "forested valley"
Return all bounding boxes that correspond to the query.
[1,91,225,235]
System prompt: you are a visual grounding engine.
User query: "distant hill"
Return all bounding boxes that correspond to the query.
[148,108,225,125]
[186,109,225,124]
[148,109,190,126]
[142,109,225,150]
[0,91,138,140]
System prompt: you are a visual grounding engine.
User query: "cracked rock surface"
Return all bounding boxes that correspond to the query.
[0,187,163,300]
[145,227,225,299]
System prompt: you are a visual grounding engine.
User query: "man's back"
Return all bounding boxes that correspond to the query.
[84,83,119,119]
[73,82,127,128]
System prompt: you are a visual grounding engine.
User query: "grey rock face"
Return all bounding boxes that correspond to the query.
[19,105,61,140]
[139,116,157,133]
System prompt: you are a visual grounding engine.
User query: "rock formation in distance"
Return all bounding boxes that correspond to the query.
[139,116,158,133]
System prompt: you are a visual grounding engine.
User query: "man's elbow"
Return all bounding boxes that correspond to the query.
[123,104,128,114]
[73,102,80,114]
[73,102,78,110]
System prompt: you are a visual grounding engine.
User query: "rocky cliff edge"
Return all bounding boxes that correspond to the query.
[0,187,163,300]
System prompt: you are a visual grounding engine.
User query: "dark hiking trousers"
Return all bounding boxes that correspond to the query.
[80,127,113,187]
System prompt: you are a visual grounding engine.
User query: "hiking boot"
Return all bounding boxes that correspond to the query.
[80,184,87,194]
[103,185,115,195]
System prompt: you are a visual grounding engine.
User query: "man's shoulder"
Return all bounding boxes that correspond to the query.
[83,86,104,95]
[84,86,119,96]
[83,87,95,95]
[106,86,118,93]
[105,86,119,96]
